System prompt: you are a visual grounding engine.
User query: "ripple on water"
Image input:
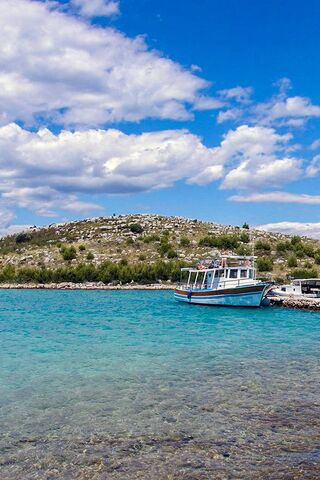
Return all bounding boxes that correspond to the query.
[0,290,319,479]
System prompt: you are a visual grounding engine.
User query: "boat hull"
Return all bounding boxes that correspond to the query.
[174,283,268,307]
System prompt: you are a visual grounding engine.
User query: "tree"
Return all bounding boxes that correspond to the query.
[242,222,250,229]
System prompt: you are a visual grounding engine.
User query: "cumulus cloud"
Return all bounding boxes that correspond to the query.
[71,0,120,17]
[254,96,320,126]
[0,123,219,216]
[217,108,242,123]
[230,192,320,204]
[218,86,253,104]
[0,0,210,127]
[192,125,301,190]
[0,208,29,238]
[306,155,320,177]
[257,222,320,239]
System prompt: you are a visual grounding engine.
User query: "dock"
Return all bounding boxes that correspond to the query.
[268,296,320,311]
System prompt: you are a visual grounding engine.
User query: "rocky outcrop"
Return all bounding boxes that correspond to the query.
[269,295,320,311]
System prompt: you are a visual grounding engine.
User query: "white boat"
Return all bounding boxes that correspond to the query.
[270,278,320,298]
[174,256,270,307]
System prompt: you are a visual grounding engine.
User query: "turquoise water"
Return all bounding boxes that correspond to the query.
[0,290,319,479]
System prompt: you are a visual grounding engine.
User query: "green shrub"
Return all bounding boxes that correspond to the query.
[86,252,94,261]
[129,223,144,234]
[126,238,134,245]
[236,245,251,256]
[143,234,160,243]
[242,222,250,229]
[180,237,190,247]
[295,248,305,258]
[158,242,171,256]
[240,232,250,243]
[167,249,178,259]
[119,258,128,266]
[287,255,297,268]
[0,260,191,285]
[255,240,271,252]
[138,254,146,261]
[276,241,291,253]
[15,232,32,244]
[79,244,86,251]
[291,235,301,246]
[199,234,239,250]
[290,268,318,279]
[314,253,320,265]
[302,244,314,257]
[256,256,273,272]
[60,246,77,261]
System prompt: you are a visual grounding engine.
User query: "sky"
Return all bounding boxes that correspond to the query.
[1,0,320,237]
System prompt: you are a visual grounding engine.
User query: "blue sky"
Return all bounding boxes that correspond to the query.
[1,0,320,237]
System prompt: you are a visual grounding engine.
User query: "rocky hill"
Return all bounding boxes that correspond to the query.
[0,214,319,283]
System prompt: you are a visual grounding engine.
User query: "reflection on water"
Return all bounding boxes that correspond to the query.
[0,290,319,479]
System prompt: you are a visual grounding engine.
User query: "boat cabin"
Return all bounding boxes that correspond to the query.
[278,278,320,297]
[180,256,257,291]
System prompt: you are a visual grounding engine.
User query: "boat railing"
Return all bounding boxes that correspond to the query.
[178,278,258,291]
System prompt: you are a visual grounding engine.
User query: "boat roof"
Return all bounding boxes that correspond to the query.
[181,265,255,272]
[293,278,320,282]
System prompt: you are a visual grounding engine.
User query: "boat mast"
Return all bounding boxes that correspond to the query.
[250,228,256,278]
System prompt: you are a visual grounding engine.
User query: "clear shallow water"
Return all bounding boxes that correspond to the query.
[0,290,319,479]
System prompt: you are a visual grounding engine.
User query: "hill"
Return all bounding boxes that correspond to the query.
[0,214,319,284]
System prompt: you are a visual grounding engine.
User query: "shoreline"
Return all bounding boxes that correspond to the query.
[1,283,319,310]
[0,282,176,290]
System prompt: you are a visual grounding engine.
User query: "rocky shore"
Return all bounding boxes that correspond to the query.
[269,295,320,311]
[0,282,176,290]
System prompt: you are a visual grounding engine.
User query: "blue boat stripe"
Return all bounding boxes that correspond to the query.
[174,291,262,300]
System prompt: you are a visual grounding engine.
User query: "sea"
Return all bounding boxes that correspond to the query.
[0,290,319,479]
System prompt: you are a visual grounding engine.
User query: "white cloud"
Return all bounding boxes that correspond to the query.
[71,0,120,17]
[254,96,320,126]
[0,208,29,238]
[0,123,218,216]
[257,222,320,239]
[0,224,33,239]
[193,96,224,111]
[230,192,320,204]
[218,86,253,104]
[217,108,242,123]
[0,0,209,127]
[310,139,320,150]
[193,125,301,190]
[306,155,320,177]
[0,209,15,229]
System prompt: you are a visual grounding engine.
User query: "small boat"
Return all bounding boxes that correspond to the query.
[174,255,270,307]
[270,278,320,298]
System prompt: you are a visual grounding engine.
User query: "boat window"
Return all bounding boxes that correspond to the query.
[229,269,238,279]
[248,269,254,279]
[281,287,286,292]
[240,269,247,278]
[218,269,225,277]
